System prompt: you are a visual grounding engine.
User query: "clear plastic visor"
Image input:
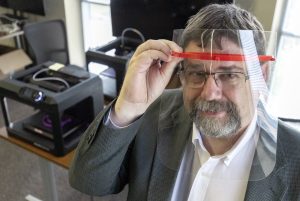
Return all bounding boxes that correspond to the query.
[157,29,278,199]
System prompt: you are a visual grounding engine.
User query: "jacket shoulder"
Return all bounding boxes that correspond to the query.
[277,120,300,161]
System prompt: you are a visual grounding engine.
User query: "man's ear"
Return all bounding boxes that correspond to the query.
[261,62,269,82]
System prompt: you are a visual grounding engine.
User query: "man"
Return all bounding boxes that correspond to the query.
[69,4,300,201]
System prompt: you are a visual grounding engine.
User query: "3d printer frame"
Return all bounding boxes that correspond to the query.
[86,36,142,98]
[0,63,103,156]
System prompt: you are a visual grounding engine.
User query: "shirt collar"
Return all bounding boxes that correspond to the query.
[192,110,258,166]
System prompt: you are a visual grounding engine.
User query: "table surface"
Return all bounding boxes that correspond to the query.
[0,126,74,169]
[0,30,24,41]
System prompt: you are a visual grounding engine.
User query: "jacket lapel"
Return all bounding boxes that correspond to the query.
[245,166,288,201]
[245,126,288,200]
[148,102,192,201]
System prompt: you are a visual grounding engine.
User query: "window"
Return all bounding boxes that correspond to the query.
[269,0,300,119]
[81,0,117,97]
[81,0,114,50]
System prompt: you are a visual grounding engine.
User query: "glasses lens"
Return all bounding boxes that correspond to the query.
[216,72,245,89]
[184,70,206,88]
[181,71,247,89]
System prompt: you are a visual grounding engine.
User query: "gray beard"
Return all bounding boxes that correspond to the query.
[189,99,241,138]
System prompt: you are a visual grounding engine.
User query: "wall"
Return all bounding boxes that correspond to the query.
[63,0,85,66]
[235,0,277,31]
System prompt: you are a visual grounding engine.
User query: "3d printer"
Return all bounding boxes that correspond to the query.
[0,62,103,156]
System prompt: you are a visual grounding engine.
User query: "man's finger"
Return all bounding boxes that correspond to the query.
[159,39,183,53]
[130,49,171,72]
[135,39,176,56]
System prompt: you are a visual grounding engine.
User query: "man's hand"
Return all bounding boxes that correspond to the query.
[111,39,182,126]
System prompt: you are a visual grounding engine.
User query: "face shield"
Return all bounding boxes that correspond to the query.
[157,29,278,199]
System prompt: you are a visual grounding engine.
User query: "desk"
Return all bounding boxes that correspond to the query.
[0,30,24,48]
[0,126,74,201]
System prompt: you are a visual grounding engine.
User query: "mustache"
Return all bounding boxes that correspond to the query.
[193,99,235,113]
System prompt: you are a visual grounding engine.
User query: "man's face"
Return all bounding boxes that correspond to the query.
[181,38,254,138]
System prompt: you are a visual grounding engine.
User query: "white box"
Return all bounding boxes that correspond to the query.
[0,48,32,75]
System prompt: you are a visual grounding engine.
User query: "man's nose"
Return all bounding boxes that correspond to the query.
[200,75,222,101]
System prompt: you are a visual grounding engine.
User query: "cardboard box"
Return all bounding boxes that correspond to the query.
[0,48,32,75]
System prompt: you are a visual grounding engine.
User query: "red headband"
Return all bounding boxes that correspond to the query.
[171,51,275,62]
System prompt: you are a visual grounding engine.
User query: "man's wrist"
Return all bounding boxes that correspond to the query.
[102,106,130,128]
[110,105,139,127]
[102,105,142,129]
[111,99,145,127]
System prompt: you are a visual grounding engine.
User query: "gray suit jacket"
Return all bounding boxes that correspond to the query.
[69,89,300,201]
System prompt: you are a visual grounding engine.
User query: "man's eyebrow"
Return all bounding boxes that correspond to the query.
[216,65,245,72]
[184,62,206,70]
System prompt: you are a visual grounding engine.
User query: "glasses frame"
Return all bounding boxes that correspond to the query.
[178,64,249,89]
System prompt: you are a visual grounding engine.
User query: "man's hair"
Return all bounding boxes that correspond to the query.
[181,4,266,55]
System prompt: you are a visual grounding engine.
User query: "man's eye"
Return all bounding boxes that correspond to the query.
[187,72,205,79]
[219,73,239,80]
[187,71,205,76]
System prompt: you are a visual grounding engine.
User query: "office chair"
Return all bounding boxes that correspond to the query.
[23,19,69,65]
[279,117,300,130]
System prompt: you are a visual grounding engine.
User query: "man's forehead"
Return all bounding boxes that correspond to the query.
[182,38,246,71]
[185,38,243,54]
[184,59,246,71]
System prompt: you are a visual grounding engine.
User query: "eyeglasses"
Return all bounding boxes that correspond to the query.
[179,68,249,90]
